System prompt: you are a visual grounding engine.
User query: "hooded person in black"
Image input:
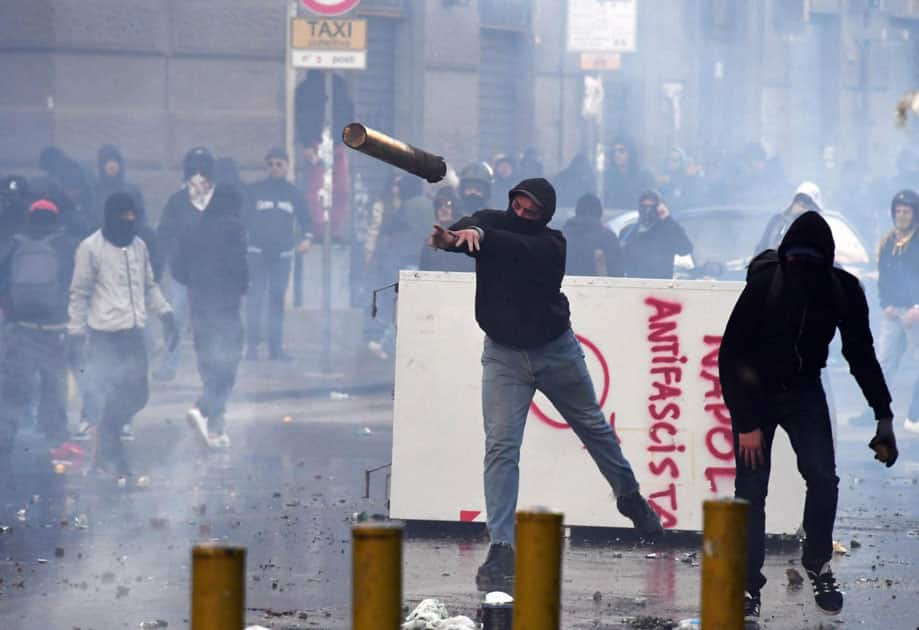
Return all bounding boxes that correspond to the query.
[563,193,623,277]
[93,145,144,231]
[0,199,78,462]
[431,177,662,593]
[621,190,693,279]
[719,211,897,619]
[173,185,248,449]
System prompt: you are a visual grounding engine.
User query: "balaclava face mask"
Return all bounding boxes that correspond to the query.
[188,174,214,211]
[103,192,137,247]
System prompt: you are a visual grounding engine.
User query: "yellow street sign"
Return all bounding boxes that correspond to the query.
[292,18,367,51]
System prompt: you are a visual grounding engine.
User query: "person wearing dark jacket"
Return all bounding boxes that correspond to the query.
[431,177,662,593]
[0,199,78,463]
[173,185,248,449]
[603,137,655,210]
[874,190,919,435]
[622,191,693,279]
[419,187,475,273]
[563,193,623,277]
[719,211,897,619]
[244,148,312,360]
[153,147,215,381]
[93,145,144,231]
[33,147,92,241]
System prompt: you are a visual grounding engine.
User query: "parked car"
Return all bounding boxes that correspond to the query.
[607,206,873,283]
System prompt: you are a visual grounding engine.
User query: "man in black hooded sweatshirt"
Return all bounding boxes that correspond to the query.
[719,211,898,620]
[431,177,663,593]
[173,185,248,449]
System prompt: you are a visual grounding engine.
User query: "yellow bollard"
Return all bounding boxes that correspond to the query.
[513,509,563,630]
[352,521,403,630]
[702,498,749,629]
[191,545,245,630]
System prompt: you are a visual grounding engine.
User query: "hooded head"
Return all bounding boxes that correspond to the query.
[638,190,661,227]
[102,192,137,247]
[610,136,637,171]
[183,147,215,182]
[97,144,125,181]
[26,198,60,233]
[778,211,835,295]
[506,178,556,233]
[575,193,603,220]
[891,189,919,232]
[787,181,822,215]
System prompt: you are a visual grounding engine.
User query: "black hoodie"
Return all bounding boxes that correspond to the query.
[94,145,144,230]
[450,178,570,348]
[719,211,892,433]
[172,185,248,316]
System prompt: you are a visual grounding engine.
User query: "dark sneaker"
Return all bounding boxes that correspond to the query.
[616,493,664,541]
[744,590,761,620]
[806,562,843,615]
[475,543,515,593]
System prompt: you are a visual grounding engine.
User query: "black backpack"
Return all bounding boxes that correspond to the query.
[10,233,63,318]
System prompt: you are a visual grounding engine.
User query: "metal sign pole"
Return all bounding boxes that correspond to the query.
[285,0,298,179]
[322,70,334,373]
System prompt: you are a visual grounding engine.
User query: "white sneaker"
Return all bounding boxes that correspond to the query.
[186,407,210,448]
[903,418,919,435]
[208,433,231,449]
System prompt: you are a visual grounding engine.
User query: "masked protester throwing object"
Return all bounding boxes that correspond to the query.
[68,193,178,477]
[430,177,663,594]
[719,211,897,620]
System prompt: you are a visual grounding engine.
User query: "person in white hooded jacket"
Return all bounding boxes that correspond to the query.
[68,192,177,476]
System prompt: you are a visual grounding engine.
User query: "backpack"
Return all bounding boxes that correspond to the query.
[10,233,63,318]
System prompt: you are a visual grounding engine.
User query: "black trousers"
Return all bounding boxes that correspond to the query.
[192,309,243,434]
[246,253,291,354]
[90,328,149,459]
[0,323,68,451]
[734,382,838,594]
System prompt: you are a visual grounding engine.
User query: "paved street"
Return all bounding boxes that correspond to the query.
[0,348,917,629]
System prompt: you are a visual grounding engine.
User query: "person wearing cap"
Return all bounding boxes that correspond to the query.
[621,190,693,279]
[754,181,823,255]
[430,177,663,593]
[0,198,79,466]
[562,193,623,277]
[419,186,474,273]
[874,190,919,435]
[69,193,177,477]
[154,147,216,380]
[243,148,312,361]
[720,211,896,619]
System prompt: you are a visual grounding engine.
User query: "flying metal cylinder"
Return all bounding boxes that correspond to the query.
[342,122,447,183]
[191,545,245,630]
[701,498,749,630]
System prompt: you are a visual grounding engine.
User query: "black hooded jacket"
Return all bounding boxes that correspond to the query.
[622,216,693,279]
[94,145,144,230]
[450,178,570,348]
[172,186,248,316]
[719,212,892,433]
[563,215,623,277]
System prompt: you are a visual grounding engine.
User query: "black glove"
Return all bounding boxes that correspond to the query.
[869,417,898,468]
[161,312,180,352]
[66,333,87,371]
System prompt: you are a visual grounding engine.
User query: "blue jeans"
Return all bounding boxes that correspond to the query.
[877,310,919,418]
[481,329,640,545]
[733,382,838,594]
[246,253,292,354]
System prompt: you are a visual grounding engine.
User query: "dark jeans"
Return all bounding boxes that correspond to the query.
[734,382,838,594]
[90,328,149,460]
[246,253,291,354]
[192,310,243,434]
[0,323,68,451]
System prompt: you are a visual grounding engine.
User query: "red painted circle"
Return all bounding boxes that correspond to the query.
[530,334,611,429]
[301,0,361,16]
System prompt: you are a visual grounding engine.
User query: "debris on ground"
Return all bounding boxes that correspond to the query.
[329,391,350,400]
[402,599,476,630]
[645,552,658,559]
[138,621,168,629]
[786,567,804,588]
[832,540,848,555]
[677,619,700,629]
[850,539,862,549]
[16,509,26,521]
[680,551,698,566]
[149,517,169,530]
[627,616,677,629]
